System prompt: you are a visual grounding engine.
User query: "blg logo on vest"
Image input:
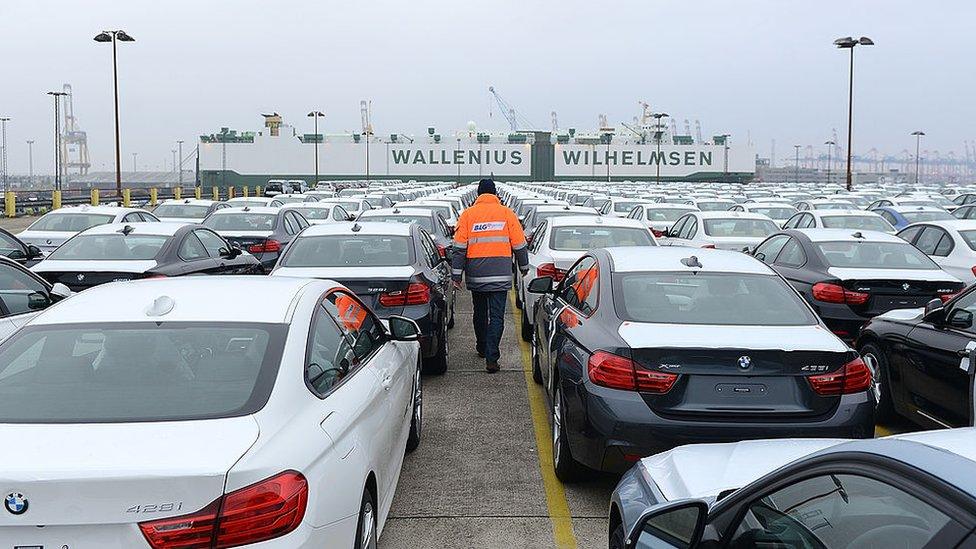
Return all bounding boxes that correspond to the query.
[472,222,506,232]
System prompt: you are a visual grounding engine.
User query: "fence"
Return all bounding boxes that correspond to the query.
[2,186,265,218]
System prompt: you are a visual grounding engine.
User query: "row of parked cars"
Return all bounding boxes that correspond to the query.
[0,181,477,548]
[501,180,976,548]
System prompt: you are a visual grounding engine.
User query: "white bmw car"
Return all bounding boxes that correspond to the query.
[0,276,422,548]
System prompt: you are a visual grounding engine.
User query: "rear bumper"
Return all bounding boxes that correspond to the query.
[254,252,281,273]
[374,305,439,357]
[564,380,875,474]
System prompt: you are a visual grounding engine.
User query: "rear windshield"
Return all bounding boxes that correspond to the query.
[646,208,694,222]
[816,241,938,269]
[228,199,272,208]
[613,201,642,213]
[288,207,335,220]
[696,201,732,211]
[203,213,277,231]
[536,211,596,225]
[283,235,413,267]
[614,272,816,325]
[273,197,306,205]
[360,215,433,232]
[28,213,114,232]
[152,204,211,219]
[0,322,286,423]
[902,211,953,224]
[703,218,778,238]
[750,207,796,219]
[961,231,976,251]
[550,226,655,251]
[49,234,168,260]
[813,202,854,210]
[821,215,893,232]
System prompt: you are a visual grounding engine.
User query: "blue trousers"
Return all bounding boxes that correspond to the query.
[472,291,507,363]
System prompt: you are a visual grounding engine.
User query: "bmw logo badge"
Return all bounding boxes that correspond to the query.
[77,274,85,282]
[4,492,27,515]
[738,356,752,370]
[902,282,911,291]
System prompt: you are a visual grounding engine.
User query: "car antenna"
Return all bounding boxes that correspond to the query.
[351,223,362,232]
[852,231,864,239]
[393,208,400,214]
[681,255,703,269]
[118,225,135,235]
[243,206,250,212]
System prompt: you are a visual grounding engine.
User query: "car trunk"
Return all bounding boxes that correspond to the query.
[0,417,259,531]
[33,260,160,291]
[827,267,964,316]
[221,230,274,252]
[273,265,416,313]
[620,323,853,422]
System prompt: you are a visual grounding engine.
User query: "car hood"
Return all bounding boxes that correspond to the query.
[641,438,848,501]
[18,231,74,248]
[31,259,159,274]
[826,267,961,283]
[618,322,848,352]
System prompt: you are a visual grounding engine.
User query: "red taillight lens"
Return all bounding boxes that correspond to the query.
[436,244,446,258]
[941,292,958,304]
[145,273,168,279]
[139,471,308,549]
[812,282,869,305]
[537,262,566,282]
[248,239,282,254]
[651,229,664,238]
[587,351,677,393]
[700,244,716,249]
[971,266,976,278]
[807,357,872,396]
[379,282,430,307]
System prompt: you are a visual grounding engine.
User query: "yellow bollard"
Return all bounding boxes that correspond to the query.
[122,189,131,207]
[52,190,62,210]
[150,188,158,206]
[5,192,15,218]
[256,186,262,197]
[91,188,99,206]
[212,187,219,201]
[174,186,182,200]
[194,187,202,200]
[242,186,249,198]
[228,186,236,199]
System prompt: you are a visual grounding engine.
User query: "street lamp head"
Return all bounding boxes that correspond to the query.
[116,30,135,42]
[825,140,835,145]
[94,31,112,42]
[858,36,874,46]
[307,111,324,117]
[833,36,856,48]
[911,130,926,137]
[653,112,669,119]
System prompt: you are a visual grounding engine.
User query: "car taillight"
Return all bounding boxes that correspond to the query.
[436,244,446,258]
[144,273,168,279]
[941,292,958,304]
[248,239,282,254]
[651,228,664,238]
[587,351,677,394]
[537,263,566,282]
[972,266,976,278]
[807,357,872,396]
[700,244,716,249]
[139,471,308,549]
[378,282,430,307]
[812,282,869,305]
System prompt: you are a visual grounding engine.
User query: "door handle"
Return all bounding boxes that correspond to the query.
[958,349,972,358]
[382,375,393,390]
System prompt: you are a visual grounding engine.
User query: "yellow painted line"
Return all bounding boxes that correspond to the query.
[875,425,894,438]
[511,292,578,549]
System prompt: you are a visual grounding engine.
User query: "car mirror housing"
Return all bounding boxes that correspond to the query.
[388,315,421,341]
[923,298,945,321]
[527,276,553,294]
[221,247,243,259]
[947,309,974,330]
[628,499,708,549]
[27,245,43,257]
[27,291,51,310]
[49,282,72,301]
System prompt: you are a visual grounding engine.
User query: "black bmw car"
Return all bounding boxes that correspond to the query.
[753,228,964,341]
[528,246,875,481]
[271,221,454,374]
[31,222,261,291]
[857,284,976,429]
[202,206,310,272]
[0,227,44,267]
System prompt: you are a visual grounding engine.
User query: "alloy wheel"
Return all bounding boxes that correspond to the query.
[552,389,562,467]
[862,353,882,405]
[360,500,377,549]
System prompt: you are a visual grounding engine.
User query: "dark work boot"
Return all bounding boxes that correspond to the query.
[486,361,500,373]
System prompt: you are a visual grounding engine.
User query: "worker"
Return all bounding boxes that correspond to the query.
[452,179,528,373]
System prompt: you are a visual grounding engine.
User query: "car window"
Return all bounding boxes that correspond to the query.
[418,230,440,268]
[0,263,49,317]
[283,214,297,235]
[293,212,310,229]
[728,473,952,548]
[195,229,228,258]
[898,225,924,244]
[529,221,547,253]
[306,299,357,396]
[800,214,816,229]
[680,218,698,239]
[670,216,690,237]
[326,291,385,361]
[775,238,807,268]
[933,232,954,257]
[332,206,347,221]
[178,233,209,261]
[754,235,789,264]
[913,227,946,255]
[783,215,800,229]
[559,257,597,313]
[879,211,898,226]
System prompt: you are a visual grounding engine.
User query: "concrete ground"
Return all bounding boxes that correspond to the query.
[0,216,38,233]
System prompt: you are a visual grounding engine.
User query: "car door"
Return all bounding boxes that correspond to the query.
[898,290,976,427]
[660,215,689,247]
[770,236,812,294]
[417,229,449,324]
[542,257,597,395]
[176,231,221,275]
[753,235,790,265]
[0,261,54,318]
[195,228,243,274]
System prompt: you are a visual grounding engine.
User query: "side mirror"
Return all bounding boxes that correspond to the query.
[527,276,553,294]
[7,249,26,260]
[27,245,42,258]
[923,298,945,320]
[347,214,356,221]
[27,291,51,310]
[754,252,766,261]
[627,499,708,549]
[948,309,974,330]
[388,315,421,341]
[221,247,243,259]
[50,282,72,301]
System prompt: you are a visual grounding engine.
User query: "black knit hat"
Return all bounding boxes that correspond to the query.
[477,178,496,195]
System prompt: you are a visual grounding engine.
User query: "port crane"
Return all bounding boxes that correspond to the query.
[488,86,534,131]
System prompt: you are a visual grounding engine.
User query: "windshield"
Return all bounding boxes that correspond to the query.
[28,213,115,232]
[812,202,854,210]
[550,226,655,251]
[288,207,335,220]
[614,272,816,326]
[203,213,277,231]
[49,234,168,260]
[816,241,939,269]
[646,208,694,222]
[273,197,306,205]
[613,201,642,213]
[283,235,413,267]
[902,211,953,223]
[153,204,211,219]
[360,215,433,231]
[900,200,941,209]
[0,323,285,423]
[751,207,796,219]
[821,215,893,232]
[703,218,778,238]
[228,199,271,208]
[697,201,732,211]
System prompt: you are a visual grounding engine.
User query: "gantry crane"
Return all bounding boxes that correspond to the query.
[488,86,533,131]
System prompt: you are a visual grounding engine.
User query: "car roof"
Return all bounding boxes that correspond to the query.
[881,205,946,214]
[645,203,698,209]
[606,246,774,275]
[695,211,774,221]
[28,276,324,325]
[280,202,337,209]
[793,228,904,243]
[45,205,141,216]
[906,219,976,231]
[160,199,221,206]
[535,205,597,213]
[743,202,796,209]
[210,206,280,215]
[361,207,434,217]
[79,222,188,237]
[548,215,648,228]
[299,221,413,237]
[810,209,878,217]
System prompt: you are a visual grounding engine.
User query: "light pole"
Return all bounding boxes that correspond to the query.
[911,131,925,185]
[132,152,138,174]
[307,110,324,185]
[834,35,874,191]
[177,139,184,186]
[824,140,835,185]
[0,117,8,193]
[47,91,68,191]
[26,140,34,188]
[652,112,669,185]
[94,29,135,198]
[794,144,801,184]
[717,134,731,182]
[171,149,177,175]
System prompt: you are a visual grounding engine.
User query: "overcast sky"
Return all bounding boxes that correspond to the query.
[1,0,972,174]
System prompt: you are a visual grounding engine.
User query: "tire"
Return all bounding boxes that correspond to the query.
[406,359,423,453]
[531,330,543,385]
[447,290,456,330]
[354,488,378,549]
[521,305,533,342]
[515,286,523,310]
[552,384,585,482]
[422,321,448,375]
[609,523,626,549]
[859,342,895,422]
